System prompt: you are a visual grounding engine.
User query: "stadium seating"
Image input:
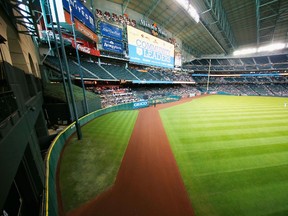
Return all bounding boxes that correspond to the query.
[127,68,157,81]
[44,56,97,79]
[77,61,117,80]
[101,64,138,80]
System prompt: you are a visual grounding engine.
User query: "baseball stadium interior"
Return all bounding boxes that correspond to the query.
[0,0,288,215]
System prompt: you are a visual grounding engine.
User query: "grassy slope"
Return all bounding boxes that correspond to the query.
[160,95,288,216]
[59,110,138,213]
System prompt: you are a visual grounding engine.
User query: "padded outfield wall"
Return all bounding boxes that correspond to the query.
[43,96,180,215]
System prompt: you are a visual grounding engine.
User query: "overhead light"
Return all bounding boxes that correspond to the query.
[233,42,287,56]
[257,43,286,52]
[233,48,257,56]
[175,0,199,23]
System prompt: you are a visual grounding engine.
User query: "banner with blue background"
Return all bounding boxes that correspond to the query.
[62,0,96,32]
[102,38,123,53]
[100,22,123,41]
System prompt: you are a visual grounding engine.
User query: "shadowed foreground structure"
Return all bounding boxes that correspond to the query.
[67,98,196,216]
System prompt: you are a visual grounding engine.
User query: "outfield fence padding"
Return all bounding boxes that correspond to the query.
[43,97,180,216]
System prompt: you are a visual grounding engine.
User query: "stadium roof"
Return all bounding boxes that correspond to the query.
[102,0,288,57]
[2,0,287,58]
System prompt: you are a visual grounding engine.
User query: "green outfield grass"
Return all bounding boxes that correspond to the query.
[160,95,288,216]
[59,110,138,213]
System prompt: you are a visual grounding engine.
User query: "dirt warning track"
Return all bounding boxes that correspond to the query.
[68,98,196,216]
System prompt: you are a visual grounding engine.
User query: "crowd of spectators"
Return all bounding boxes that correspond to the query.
[148,68,195,82]
[93,86,138,108]
[88,74,288,108]
[194,76,288,96]
[132,85,200,100]
[92,85,201,108]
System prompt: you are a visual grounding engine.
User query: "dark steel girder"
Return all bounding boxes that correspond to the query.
[203,0,237,51]
[256,0,281,46]
[0,0,39,37]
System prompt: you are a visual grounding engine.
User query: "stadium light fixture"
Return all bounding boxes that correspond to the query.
[257,43,286,52]
[233,48,257,56]
[233,42,287,56]
[175,0,200,23]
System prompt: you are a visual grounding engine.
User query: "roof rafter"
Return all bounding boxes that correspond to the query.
[256,0,281,46]
[122,0,131,14]
[203,0,237,51]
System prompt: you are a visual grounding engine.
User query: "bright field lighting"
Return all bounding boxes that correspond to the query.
[176,0,200,23]
[233,48,257,56]
[234,42,287,56]
[257,43,286,52]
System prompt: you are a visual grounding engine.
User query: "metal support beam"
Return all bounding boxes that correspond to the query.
[256,0,260,46]
[259,0,279,8]
[256,0,281,45]
[68,2,89,115]
[259,13,278,21]
[122,0,131,14]
[203,0,237,51]
[51,0,82,140]
[0,0,39,38]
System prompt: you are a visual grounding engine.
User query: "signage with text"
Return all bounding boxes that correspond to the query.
[127,26,174,68]
[100,22,122,41]
[133,100,148,109]
[49,0,97,38]
[102,38,123,53]
[62,0,96,32]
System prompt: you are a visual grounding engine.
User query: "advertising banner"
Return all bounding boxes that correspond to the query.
[100,22,122,41]
[71,41,101,57]
[133,100,149,109]
[74,18,98,42]
[62,33,100,56]
[62,0,96,32]
[127,26,174,68]
[102,38,123,53]
[49,1,97,41]
[41,30,100,57]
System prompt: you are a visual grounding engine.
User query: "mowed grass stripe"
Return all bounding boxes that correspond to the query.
[174,118,288,130]
[160,95,288,216]
[59,110,138,213]
[173,135,288,153]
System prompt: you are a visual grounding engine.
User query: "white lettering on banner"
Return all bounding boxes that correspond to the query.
[103,41,122,51]
[102,27,121,37]
[133,101,148,108]
[77,44,90,54]
[64,0,94,27]
[135,39,170,62]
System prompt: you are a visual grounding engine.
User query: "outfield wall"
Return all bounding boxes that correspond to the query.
[43,96,181,215]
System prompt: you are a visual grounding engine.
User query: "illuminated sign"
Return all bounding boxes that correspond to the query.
[100,22,122,41]
[127,26,174,68]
